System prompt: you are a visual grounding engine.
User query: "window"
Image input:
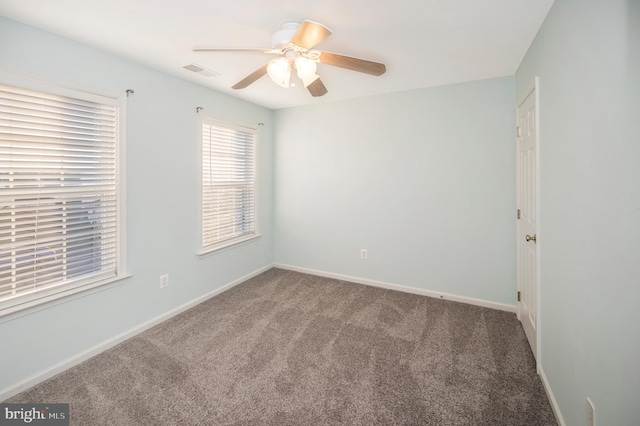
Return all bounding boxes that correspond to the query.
[200,118,258,253]
[0,81,124,315]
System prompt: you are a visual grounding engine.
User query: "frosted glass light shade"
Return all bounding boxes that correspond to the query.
[294,57,317,79]
[267,58,291,88]
[294,57,320,88]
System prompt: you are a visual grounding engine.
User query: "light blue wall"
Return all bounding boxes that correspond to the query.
[0,16,274,393]
[516,0,640,424]
[7,3,638,422]
[274,77,516,305]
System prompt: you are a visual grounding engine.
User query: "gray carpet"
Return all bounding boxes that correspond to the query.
[7,268,557,425]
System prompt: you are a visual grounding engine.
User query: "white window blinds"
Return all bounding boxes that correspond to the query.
[0,83,119,307]
[201,119,257,251]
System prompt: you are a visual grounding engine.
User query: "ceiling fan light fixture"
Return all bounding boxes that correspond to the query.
[195,19,386,97]
[294,57,320,88]
[267,57,291,88]
[294,56,317,79]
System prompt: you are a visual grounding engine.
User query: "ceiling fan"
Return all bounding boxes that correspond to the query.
[193,20,386,97]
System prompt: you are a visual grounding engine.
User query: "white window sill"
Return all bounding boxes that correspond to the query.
[0,274,133,324]
[197,234,262,258]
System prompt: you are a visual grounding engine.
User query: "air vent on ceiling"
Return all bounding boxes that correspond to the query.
[183,63,220,78]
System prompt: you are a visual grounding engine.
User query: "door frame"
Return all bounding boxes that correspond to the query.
[516,76,541,370]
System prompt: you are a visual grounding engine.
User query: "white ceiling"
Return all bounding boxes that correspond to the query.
[0,0,554,110]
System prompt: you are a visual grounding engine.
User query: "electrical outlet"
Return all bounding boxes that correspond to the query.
[160,274,169,289]
[587,398,595,426]
[360,249,368,260]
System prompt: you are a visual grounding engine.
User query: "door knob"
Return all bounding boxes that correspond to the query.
[525,234,537,243]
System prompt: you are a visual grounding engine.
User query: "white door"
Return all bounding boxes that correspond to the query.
[517,85,538,358]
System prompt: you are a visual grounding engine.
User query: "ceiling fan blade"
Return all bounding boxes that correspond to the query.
[307,78,328,97]
[193,47,280,54]
[319,51,386,76]
[290,20,332,49]
[232,64,269,89]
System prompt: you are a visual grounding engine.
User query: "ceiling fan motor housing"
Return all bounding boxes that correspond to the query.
[272,22,300,49]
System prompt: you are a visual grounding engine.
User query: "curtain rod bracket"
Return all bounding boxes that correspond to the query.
[196,107,203,113]
[126,89,134,97]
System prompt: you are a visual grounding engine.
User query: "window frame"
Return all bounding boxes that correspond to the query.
[197,116,260,256]
[0,74,129,320]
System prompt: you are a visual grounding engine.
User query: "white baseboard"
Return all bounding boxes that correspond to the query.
[274,263,516,313]
[539,366,566,426]
[0,264,273,402]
